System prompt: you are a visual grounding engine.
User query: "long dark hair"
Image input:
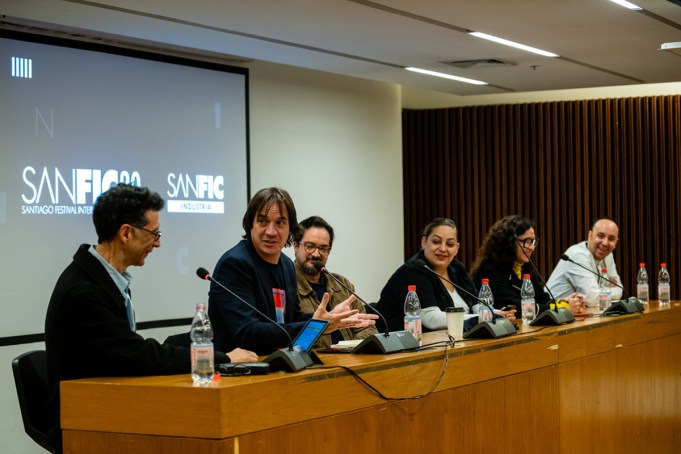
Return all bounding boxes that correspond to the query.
[470,215,534,277]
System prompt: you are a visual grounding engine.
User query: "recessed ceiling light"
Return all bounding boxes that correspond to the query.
[404,67,488,85]
[469,31,559,58]
[609,0,642,10]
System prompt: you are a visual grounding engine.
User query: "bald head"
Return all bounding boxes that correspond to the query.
[587,219,619,261]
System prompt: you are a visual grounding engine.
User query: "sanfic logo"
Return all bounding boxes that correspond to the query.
[22,166,142,205]
[166,173,225,214]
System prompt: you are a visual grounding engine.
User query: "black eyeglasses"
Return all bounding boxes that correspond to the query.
[517,237,538,248]
[299,241,331,256]
[134,225,162,241]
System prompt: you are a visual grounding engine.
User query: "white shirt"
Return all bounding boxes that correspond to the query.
[421,289,476,330]
[546,241,623,305]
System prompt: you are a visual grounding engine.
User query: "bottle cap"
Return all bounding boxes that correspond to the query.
[640,262,645,267]
[408,285,416,291]
[523,274,530,279]
[481,278,489,285]
[661,263,667,267]
[601,268,607,273]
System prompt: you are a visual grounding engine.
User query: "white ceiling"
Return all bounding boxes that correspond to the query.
[2,0,681,96]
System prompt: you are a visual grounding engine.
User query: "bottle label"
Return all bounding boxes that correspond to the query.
[191,344,214,361]
[479,308,492,322]
[404,316,422,344]
[598,291,611,312]
[637,284,649,302]
[521,299,536,322]
[658,284,671,302]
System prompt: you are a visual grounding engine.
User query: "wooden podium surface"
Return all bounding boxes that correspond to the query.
[61,302,681,453]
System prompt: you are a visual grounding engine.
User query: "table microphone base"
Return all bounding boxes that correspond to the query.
[265,348,321,372]
[352,331,420,354]
[463,318,517,339]
[603,298,645,316]
[529,308,575,326]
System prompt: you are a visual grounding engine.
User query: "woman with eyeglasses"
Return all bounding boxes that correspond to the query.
[374,218,514,333]
[470,215,583,319]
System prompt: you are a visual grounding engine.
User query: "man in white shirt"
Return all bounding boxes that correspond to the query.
[546,218,623,306]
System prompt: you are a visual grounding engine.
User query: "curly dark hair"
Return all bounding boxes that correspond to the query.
[242,187,300,247]
[92,183,165,243]
[470,215,534,277]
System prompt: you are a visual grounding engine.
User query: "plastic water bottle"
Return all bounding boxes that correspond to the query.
[403,285,422,346]
[520,274,536,324]
[477,278,493,323]
[598,268,611,313]
[190,303,214,384]
[636,263,649,304]
[658,263,671,305]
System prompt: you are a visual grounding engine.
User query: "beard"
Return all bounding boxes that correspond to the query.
[301,260,321,277]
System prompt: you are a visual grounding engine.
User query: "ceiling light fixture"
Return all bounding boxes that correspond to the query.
[468,31,559,58]
[608,0,643,10]
[404,67,488,85]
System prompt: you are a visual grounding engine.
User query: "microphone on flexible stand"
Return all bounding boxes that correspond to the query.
[196,267,315,372]
[559,255,643,315]
[514,237,575,326]
[311,261,419,354]
[413,259,517,339]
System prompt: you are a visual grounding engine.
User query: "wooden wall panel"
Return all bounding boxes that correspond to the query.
[402,95,681,296]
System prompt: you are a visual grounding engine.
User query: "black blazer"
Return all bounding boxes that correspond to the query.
[374,251,478,332]
[44,244,228,451]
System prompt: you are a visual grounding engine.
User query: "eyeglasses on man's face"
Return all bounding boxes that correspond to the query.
[299,241,331,256]
[134,225,162,241]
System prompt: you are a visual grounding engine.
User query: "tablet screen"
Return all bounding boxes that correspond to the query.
[292,319,329,353]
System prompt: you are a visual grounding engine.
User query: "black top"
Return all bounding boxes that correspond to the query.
[45,244,227,452]
[374,250,478,332]
[472,262,553,318]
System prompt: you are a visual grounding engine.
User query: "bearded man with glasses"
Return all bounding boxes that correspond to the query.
[293,216,377,348]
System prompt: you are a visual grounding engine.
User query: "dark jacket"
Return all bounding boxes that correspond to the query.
[209,240,311,355]
[473,262,553,318]
[374,251,478,332]
[45,244,222,452]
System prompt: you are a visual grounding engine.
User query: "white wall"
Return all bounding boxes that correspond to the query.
[0,61,404,453]
[247,61,404,301]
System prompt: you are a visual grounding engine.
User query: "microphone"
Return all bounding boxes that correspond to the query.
[312,261,389,335]
[413,259,490,311]
[559,255,642,315]
[196,267,314,372]
[514,238,575,326]
[413,259,516,339]
[310,260,420,354]
[559,254,625,292]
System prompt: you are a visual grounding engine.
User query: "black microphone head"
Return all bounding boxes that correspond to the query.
[312,260,325,272]
[196,267,211,280]
[413,259,427,268]
[560,254,570,261]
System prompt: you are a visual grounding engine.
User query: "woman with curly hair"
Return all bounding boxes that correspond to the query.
[470,215,583,319]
